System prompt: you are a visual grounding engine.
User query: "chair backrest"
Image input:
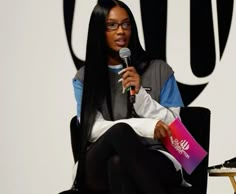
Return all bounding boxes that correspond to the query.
[70,116,80,162]
[180,106,211,194]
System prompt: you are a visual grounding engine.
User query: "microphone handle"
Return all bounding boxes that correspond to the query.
[123,56,135,103]
[129,86,135,96]
[127,86,135,104]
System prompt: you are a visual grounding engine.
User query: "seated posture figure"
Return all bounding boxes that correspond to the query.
[72,0,186,193]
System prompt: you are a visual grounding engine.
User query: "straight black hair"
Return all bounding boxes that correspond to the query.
[79,0,148,164]
[75,1,150,189]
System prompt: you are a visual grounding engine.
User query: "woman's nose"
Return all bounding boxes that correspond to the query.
[116,25,125,33]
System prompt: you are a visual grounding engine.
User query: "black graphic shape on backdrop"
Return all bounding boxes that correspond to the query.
[190,0,216,77]
[217,0,234,59]
[63,0,84,70]
[177,82,208,106]
[140,0,167,60]
[63,0,234,106]
[140,0,209,105]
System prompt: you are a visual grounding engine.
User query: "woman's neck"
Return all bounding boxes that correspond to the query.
[107,48,122,66]
[108,56,122,66]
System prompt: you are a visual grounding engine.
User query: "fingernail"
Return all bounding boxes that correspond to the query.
[122,87,125,94]
[118,78,123,83]
[118,69,126,75]
[170,136,174,144]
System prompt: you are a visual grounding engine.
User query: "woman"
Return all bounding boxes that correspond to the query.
[71,0,185,193]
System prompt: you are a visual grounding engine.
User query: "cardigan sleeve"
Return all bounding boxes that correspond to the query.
[89,111,159,142]
[133,60,183,124]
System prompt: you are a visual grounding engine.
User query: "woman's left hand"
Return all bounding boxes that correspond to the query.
[119,66,141,94]
[154,120,172,140]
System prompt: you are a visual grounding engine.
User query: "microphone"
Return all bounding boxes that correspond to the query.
[119,47,135,103]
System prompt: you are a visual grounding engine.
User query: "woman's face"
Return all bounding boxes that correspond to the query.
[105,6,131,52]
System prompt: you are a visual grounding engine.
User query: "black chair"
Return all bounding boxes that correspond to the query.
[67,106,211,194]
[167,107,211,194]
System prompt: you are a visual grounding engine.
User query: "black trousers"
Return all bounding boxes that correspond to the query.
[84,123,182,194]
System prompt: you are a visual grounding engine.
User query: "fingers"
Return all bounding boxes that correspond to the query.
[154,120,172,140]
[118,67,140,93]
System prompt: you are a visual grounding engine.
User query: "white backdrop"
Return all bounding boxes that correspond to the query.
[0,0,235,194]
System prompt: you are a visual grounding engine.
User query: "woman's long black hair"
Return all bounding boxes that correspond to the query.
[77,0,148,188]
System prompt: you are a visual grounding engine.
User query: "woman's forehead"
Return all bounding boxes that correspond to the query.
[107,6,129,21]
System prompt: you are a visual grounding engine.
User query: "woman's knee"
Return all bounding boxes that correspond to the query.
[108,122,135,137]
[107,155,121,172]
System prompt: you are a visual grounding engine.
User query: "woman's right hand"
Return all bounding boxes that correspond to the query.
[119,66,141,94]
[154,120,172,140]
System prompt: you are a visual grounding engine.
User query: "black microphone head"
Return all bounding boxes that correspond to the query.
[119,47,131,59]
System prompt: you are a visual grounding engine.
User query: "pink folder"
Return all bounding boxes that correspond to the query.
[162,118,208,174]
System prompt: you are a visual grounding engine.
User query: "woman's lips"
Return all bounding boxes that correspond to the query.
[115,38,126,47]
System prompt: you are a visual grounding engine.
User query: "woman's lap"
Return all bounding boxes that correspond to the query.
[84,122,182,193]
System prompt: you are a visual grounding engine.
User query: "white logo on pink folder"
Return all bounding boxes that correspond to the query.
[162,118,208,174]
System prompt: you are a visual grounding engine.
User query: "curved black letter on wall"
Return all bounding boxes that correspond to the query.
[190,0,216,77]
[63,0,234,106]
[217,0,234,59]
[63,0,84,70]
[140,0,167,60]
